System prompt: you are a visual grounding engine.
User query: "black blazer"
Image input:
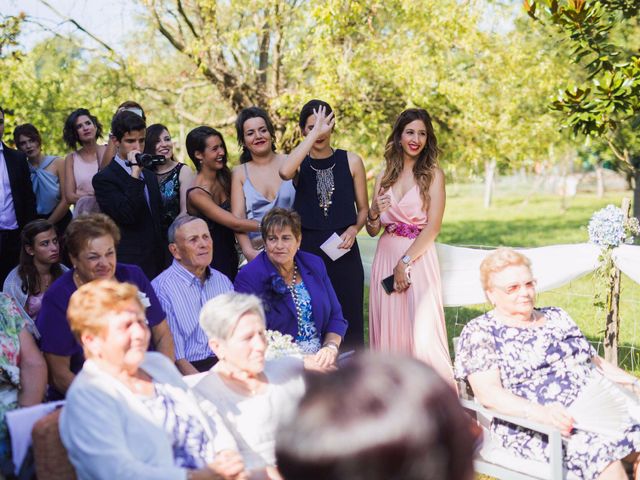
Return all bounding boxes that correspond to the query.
[2,143,36,229]
[92,159,166,279]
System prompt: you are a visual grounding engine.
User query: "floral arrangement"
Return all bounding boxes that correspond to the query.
[587,204,639,319]
[588,205,640,247]
[268,273,288,297]
[265,330,302,360]
[385,222,422,240]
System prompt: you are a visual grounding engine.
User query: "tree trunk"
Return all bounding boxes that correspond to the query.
[484,158,497,208]
[634,169,640,220]
[595,165,605,198]
[604,266,621,365]
[603,198,630,365]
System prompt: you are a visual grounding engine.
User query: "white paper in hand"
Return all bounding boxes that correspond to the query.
[320,232,350,261]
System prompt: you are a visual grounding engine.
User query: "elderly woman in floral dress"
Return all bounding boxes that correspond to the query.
[455,247,640,479]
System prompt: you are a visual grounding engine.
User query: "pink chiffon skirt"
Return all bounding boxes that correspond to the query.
[369,233,455,387]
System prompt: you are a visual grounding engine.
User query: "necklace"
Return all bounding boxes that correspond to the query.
[73,271,85,288]
[308,152,336,217]
[287,263,303,324]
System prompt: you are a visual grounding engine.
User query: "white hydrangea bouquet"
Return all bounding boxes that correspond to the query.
[265,330,302,360]
[588,204,640,309]
[588,204,639,247]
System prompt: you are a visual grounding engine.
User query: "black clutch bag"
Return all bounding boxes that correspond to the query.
[381,274,395,295]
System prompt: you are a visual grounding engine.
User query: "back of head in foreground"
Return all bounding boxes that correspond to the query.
[276,353,476,480]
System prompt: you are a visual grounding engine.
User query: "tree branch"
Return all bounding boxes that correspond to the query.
[606,137,631,164]
[35,0,120,59]
[176,0,199,39]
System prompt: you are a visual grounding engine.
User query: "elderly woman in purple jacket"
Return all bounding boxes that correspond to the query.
[234,208,347,368]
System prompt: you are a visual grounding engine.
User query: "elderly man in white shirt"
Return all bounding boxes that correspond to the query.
[152,215,233,375]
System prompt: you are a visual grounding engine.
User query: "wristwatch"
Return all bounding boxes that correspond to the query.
[401,255,411,266]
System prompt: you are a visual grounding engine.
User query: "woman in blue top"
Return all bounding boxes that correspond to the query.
[234,208,347,369]
[13,124,71,232]
[231,107,300,262]
[279,100,368,349]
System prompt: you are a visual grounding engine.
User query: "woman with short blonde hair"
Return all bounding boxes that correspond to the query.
[61,279,246,480]
[455,248,640,479]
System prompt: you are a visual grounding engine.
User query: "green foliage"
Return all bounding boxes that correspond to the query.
[0,13,24,60]
[526,0,640,171]
[0,36,134,154]
[1,2,588,182]
[138,0,572,178]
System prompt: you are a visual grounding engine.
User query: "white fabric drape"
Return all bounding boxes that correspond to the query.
[358,237,640,307]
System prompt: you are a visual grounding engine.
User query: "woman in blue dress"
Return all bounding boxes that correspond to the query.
[280,100,368,349]
[13,124,71,233]
[455,248,640,479]
[230,107,297,262]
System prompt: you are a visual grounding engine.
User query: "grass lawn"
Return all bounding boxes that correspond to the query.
[362,190,640,373]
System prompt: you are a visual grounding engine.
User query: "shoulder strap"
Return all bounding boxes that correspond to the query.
[40,155,57,170]
[243,162,250,182]
[186,186,212,199]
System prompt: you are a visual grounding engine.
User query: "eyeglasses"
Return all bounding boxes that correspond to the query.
[492,279,537,295]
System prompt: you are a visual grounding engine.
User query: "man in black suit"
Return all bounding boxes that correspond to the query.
[93,111,166,279]
[0,106,37,285]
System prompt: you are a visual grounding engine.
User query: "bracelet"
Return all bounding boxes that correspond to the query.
[322,341,339,353]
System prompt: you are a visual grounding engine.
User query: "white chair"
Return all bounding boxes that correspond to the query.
[453,335,571,480]
[460,398,568,480]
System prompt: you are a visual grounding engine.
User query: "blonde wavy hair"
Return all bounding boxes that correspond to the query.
[380,108,440,209]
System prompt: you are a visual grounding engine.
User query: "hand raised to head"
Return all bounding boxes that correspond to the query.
[311,106,335,137]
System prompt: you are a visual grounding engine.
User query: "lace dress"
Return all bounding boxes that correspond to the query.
[455,307,640,479]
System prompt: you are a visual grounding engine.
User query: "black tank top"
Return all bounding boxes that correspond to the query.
[293,148,357,230]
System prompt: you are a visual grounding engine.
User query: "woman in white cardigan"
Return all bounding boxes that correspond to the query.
[59,279,247,480]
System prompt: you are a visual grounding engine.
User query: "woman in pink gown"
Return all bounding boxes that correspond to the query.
[367,108,454,387]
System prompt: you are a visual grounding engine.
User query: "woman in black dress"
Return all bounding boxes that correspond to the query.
[185,126,259,280]
[279,100,369,348]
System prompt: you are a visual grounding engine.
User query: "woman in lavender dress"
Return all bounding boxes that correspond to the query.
[455,248,640,479]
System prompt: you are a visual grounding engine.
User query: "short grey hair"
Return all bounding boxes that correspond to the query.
[199,292,266,340]
[167,215,203,243]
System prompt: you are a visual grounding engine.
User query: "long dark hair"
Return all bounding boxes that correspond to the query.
[62,108,103,149]
[380,108,440,209]
[235,106,277,164]
[18,220,64,296]
[298,99,333,130]
[144,123,173,166]
[186,126,232,197]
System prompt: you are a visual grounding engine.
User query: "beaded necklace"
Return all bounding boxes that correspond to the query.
[286,263,303,323]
